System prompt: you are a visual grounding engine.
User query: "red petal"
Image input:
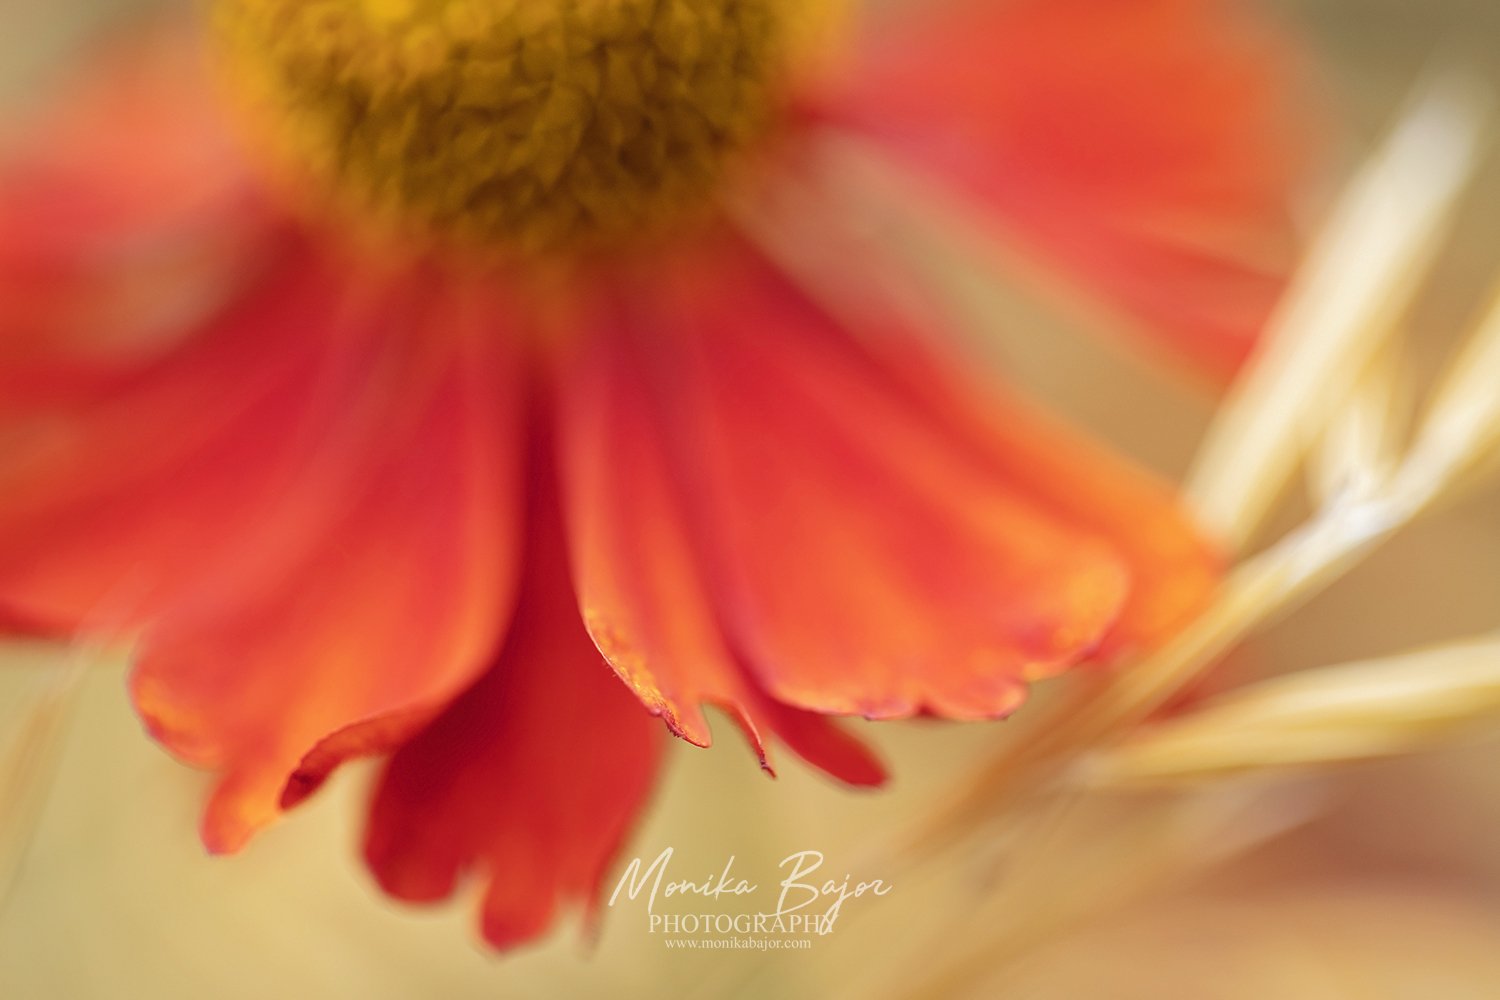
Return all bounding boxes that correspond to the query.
[609,237,1148,720]
[0,19,274,389]
[878,350,1223,658]
[0,257,525,851]
[152,283,522,852]
[0,242,349,630]
[816,0,1315,379]
[364,449,664,950]
[552,304,884,785]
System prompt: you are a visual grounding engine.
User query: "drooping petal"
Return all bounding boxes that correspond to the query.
[814,0,1315,378]
[608,235,1183,721]
[364,448,664,950]
[551,305,885,785]
[146,284,523,852]
[0,19,274,393]
[0,256,525,852]
[0,241,346,632]
[873,345,1224,658]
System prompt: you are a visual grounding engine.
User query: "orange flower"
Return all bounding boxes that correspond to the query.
[0,0,1308,947]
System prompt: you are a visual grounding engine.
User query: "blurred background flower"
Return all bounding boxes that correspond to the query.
[2,1,1499,998]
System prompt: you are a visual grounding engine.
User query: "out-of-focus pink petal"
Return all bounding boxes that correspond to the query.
[815,0,1316,379]
[0,241,349,630]
[0,255,526,852]
[0,19,275,393]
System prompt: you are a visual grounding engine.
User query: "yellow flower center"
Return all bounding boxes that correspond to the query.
[214,0,827,254]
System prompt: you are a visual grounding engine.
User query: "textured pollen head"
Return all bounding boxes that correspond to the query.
[215,0,805,253]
